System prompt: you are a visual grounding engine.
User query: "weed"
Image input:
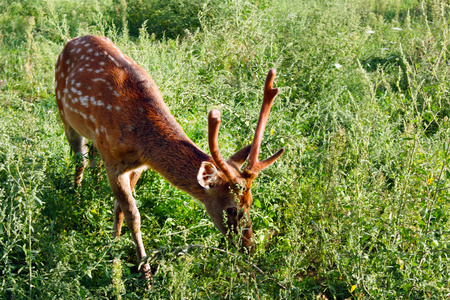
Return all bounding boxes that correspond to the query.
[1,0,450,298]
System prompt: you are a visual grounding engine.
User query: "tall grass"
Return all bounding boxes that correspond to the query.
[1,0,449,298]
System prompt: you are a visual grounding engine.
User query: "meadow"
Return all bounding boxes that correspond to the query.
[1,0,449,298]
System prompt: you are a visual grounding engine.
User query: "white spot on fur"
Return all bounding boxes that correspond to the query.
[107,104,112,111]
[107,54,120,67]
[96,99,104,106]
[80,96,89,107]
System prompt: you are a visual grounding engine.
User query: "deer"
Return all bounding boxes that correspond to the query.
[55,35,284,279]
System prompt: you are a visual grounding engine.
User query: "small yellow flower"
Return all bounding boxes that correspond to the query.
[270,129,275,136]
[350,285,356,293]
[398,259,404,269]
[427,177,434,185]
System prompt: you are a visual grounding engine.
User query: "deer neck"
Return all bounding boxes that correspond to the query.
[136,101,211,201]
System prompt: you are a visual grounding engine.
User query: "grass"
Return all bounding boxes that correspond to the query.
[1,0,450,298]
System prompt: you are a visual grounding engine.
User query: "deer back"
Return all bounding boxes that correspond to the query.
[55,36,208,182]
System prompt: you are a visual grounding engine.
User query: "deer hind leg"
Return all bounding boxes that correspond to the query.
[88,144,103,184]
[65,126,88,188]
[107,167,150,278]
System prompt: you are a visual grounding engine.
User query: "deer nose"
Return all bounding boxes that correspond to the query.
[239,224,254,253]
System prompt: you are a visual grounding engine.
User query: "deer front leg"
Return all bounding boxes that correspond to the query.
[113,200,124,238]
[112,169,143,238]
[107,167,150,279]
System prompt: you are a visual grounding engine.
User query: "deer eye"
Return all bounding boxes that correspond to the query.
[226,207,237,217]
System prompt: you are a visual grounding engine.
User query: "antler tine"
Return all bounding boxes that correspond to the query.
[245,69,284,175]
[208,109,236,182]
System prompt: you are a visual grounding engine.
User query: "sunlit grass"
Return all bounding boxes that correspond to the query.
[1,0,449,298]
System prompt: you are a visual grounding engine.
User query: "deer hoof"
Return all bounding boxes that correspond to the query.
[140,263,152,282]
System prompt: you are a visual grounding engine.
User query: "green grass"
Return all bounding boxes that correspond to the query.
[1,0,450,298]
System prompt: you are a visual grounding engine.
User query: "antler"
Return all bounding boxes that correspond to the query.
[208,109,237,182]
[208,69,284,181]
[245,69,284,176]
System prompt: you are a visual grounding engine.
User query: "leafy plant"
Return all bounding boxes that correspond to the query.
[1,0,450,298]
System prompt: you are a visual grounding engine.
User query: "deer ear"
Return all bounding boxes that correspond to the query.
[228,145,252,170]
[197,161,218,188]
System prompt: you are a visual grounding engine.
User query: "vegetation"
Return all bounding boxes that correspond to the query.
[1,0,449,298]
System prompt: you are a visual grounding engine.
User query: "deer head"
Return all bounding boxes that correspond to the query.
[197,69,284,250]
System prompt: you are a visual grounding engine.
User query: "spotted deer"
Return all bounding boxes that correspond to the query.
[55,35,284,278]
